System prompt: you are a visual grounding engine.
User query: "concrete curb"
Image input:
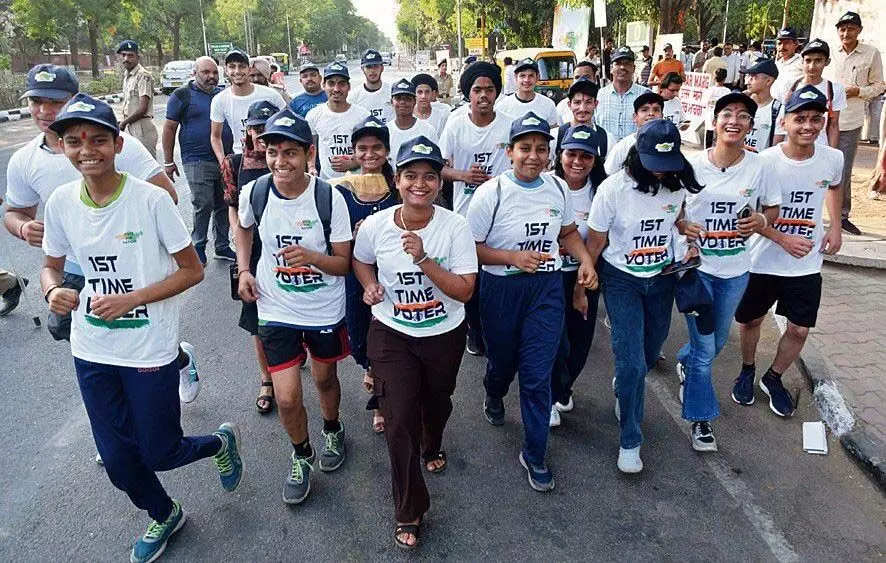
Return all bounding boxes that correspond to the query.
[0,89,160,122]
[772,314,886,491]
[823,250,886,270]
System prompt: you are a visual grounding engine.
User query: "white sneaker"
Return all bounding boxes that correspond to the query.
[691,421,718,452]
[178,341,201,403]
[554,397,574,413]
[676,362,686,404]
[617,446,643,474]
[549,406,561,428]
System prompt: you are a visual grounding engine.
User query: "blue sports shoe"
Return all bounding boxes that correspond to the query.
[195,245,207,266]
[130,500,185,563]
[731,365,756,406]
[760,373,795,417]
[518,451,555,492]
[213,423,243,491]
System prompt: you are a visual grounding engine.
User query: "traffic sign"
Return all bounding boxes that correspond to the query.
[209,42,234,56]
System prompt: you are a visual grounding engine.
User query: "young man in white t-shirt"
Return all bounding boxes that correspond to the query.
[604,91,664,175]
[210,49,286,160]
[236,109,353,505]
[733,85,844,418]
[741,58,781,152]
[412,73,449,136]
[39,94,242,563]
[306,63,371,181]
[388,79,438,165]
[348,49,392,123]
[494,58,559,128]
[556,61,597,125]
[660,72,685,124]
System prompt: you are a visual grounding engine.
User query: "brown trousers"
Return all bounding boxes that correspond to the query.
[127,117,159,158]
[367,319,467,522]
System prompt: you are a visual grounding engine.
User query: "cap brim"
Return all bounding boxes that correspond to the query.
[560,141,598,155]
[786,101,828,114]
[225,55,249,65]
[611,55,634,63]
[299,66,319,73]
[514,64,537,74]
[392,91,416,97]
[19,88,75,101]
[48,115,119,136]
[324,72,349,80]
[715,92,757,116]
[352,127,390,146]
[396,155,444,171]
[510,129,555,143]
[244,118,270,126]
[638,151,683,173]
[361,61,382,67]
[258,130,312,144]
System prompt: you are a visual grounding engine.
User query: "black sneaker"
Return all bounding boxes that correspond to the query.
[466,333,485,356]
[691,421,718,452]
[0,277,24,317]
[759,373,794,417]
[841,218,862,236]
[518,451,555,492]
[731,365,756,405]
[483,396,504,426]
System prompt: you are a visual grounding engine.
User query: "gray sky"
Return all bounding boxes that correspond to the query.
[354,0,399,43]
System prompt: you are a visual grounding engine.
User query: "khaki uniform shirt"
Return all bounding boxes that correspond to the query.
[828,42,885,131]
[122,64,154,119]
[436,72,454,100]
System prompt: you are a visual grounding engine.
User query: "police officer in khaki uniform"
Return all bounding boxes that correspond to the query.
[118,40,159,158]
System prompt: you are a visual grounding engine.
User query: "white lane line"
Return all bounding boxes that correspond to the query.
[647,376,800,563]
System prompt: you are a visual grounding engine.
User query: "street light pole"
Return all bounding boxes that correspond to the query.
[456,0,463,70]
[198,0,209,56]
[723,0,730,44]
[286,14,293,70]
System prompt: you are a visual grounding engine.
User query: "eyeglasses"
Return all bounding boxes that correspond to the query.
[717,110,753,123]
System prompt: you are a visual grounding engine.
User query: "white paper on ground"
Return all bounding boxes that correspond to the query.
[802,421,828,455]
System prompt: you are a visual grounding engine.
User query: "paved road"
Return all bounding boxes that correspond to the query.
[0,65,884,561]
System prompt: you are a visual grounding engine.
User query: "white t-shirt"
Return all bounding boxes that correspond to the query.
[353,205,478,337]
[685,150,782,278]
[557,176,594,272]
[415,104,450,137]
[604,133,636,175]
[556,98,573,125]
[703,85,732,130]
[663,97,685,124]
[238,177,352,327]
[773,78,847,145]
[388,118,439,166]
[467,172,574,276]
[494,92,559,127]
[6,132,163,276]
[503,66,517,95]
[749,144,844,277]
[42,175,190,368]
[306,103,371,181]
[349,82,393,123]
[439,111,512,216]
[773,55,804,97]
[209,84,286,154]
[587,169,685,277]
[745,99,779,152]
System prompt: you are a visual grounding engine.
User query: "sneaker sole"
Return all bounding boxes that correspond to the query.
[617,461,643,474]
[730,392,755,406]
[219,422,243,491]
[213,255,236,261]
[759,380,793,417]
[518,453,555,492]
[282,481,311,505]
[483,400,505,426]
[179,341,200,403]
[133,512,187,563]
[692,440,719,452]
[318,456,345,472]
[554,402,573,413]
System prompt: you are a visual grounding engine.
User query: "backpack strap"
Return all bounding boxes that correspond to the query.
[248,173,273,227]
[550,176,568,215]
[170,85,192,120]
[556,123,569,154]
[768,99,782,149]
[485,178,503,241]
[313,178,333,255]
[595,125,609,158]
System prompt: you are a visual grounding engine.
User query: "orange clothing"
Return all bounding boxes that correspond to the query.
[650,58,685,83]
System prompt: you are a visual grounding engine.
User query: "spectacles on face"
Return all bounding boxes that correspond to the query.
[717,110,752,123]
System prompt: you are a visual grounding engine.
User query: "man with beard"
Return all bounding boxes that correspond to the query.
[163,56,237,264]
[595,46,650,142]
[289,62,328,117]
[117,40,159,157]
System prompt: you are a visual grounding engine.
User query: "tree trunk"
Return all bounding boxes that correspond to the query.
[172,16,182,61]
[782,0,791,29]
[155,39,164,66]
[68,35,80,71]
[87,21,100,78]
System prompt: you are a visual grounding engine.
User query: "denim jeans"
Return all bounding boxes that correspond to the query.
[676,270,749,422]
[601,260,677,449]
[184,160,230,252]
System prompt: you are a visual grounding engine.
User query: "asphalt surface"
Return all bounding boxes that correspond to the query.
[0,63,884,561]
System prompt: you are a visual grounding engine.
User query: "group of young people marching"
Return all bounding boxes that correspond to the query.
[8,44,842,560]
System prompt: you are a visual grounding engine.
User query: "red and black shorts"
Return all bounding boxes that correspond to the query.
[257,321,350,373]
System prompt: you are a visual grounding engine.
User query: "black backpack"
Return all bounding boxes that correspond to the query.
[248,173,334,255]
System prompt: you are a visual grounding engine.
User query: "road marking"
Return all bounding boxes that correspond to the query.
[647,376,800,563]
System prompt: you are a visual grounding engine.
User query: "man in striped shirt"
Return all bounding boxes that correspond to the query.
[595,46,651,142]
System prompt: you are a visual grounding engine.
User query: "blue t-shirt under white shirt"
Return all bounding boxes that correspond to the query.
[289,91,329,118]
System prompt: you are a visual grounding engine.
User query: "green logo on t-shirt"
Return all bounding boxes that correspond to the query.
[115,231,144,245]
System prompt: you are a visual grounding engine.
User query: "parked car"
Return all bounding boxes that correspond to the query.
[160,60,196,95]
[335,53,347,63]
[381,51,392,65]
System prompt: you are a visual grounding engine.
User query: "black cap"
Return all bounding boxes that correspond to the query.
[224,49,250,65]
[437,58,447,67]
[245,100,281,126]
[351,115,390,149]
[299,61,319,73]
[116,40,139,54]
[323,62,350,80]
[636,119,683,173]
[20,64,79,101]
[741,57,778,78]
[49,93,119,136]
[567,76,599,99]
[396,136,445,171]
[514,58,538,74]
[633,91,664,113]
[785,84,828,114]
[361,49,383,67]
[508,112,554,143]
[560,125,599,156]
[391,78,416,98]
[714,91,758,117]
[836,11,862,28]
[675,270,715,335]
[801,38,830,58]
[776,27,798,40]
[611,46,636,63]
[258,109,313,144]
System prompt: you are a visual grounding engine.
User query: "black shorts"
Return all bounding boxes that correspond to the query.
[734,272,822,328]
[258,322,350,372]
[239,301,259,336]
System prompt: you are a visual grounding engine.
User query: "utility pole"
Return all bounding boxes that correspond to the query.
[456,0,463,71]
[723,0,730,44]
[286,14,293,67]
[243,10,249,53]
[198,0,208,56]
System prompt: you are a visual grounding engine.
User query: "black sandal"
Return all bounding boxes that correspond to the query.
[255,381,274,414]
[422,451,446,474]
[394,522,421,550]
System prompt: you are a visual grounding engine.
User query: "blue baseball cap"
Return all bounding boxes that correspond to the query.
[20,64,79,101]
[509,111,554,143]
[48,93,119,136]
[636,119,683,173]
[776,27,798,40]
[361,49,383,67]
[224,49,250,65]
[244,100,281,126]
[323,62,350,80]
[351,115,390,149]
[258,108,313,145]
[560,125,599,156]
[391,78,416,98]
[567,76,599,99]
[785,84,828,114]
[801,38,830,58]
[299,61,319,73]
[116,40,139,54]
[714,91,757,117]
[741,57,778,78]
[396,136,445,171]
[514,58,538,74]
[611,46,636,63]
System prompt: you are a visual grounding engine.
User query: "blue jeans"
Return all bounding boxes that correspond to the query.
[601,260,676,449]
[676,270,749,422]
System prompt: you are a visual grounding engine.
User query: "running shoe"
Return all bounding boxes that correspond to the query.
[732,365,756,405]
[549,406,561,428]
[617,447,643,474]
[759,373,794,417]
[483,396,505,426]
[518,451,555,492]
[130,500,185,563]
[554,396,574,413]
[213,423,243,491]
[95,452,104,466]
[178,342,201,403]
[319,423,346,472]
[466,333,485,356]
[691,421,718,452]
[676,361,686,404]
[283,450,315,504]
[214,247,236,261]
[195,246,207,266]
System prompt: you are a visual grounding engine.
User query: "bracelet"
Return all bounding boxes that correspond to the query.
[43,284,60,303]
[760,213,768,230]
[413,253,429,265]
[164,162,175,167]
[18,222,26,240]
